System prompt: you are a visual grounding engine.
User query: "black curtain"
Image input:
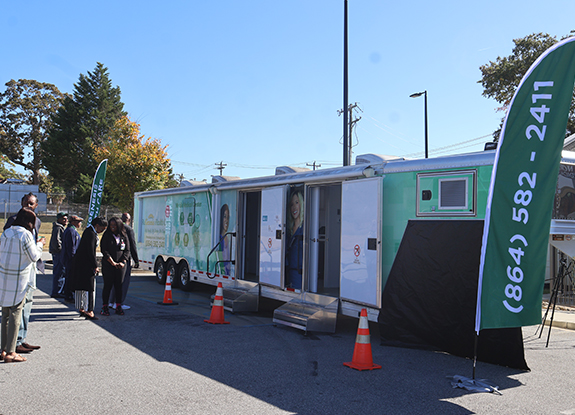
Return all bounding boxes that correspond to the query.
[378,220,529,371]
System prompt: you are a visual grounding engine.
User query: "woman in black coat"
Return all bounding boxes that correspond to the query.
[100,217,130,316]
[69,217,107,319]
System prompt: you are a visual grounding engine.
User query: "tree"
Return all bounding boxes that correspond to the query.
[0,154,27,182]
[37,172,66,208]
[93,116,173,213]
[42,62,126,191]
[0,79,65,183]
[479,32,575,140]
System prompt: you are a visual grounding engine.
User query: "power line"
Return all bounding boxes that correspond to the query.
[368,116,419,146]
[357,125,412,153]
[402,134,492,158]
[171,160,212,168]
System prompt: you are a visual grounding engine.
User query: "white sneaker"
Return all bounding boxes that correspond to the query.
[121,304,131,310]
[108,303,115,309]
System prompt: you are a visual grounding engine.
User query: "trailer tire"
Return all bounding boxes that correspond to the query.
[178,262,193,291]
[167,259,179,288]
[155,258,166,285]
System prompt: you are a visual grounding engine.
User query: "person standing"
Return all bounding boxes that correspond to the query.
[100,217,129,316]
[49,212,68,298]
[4,193,42,250]
[61,215,82,303]
[3,192,43,354]
[69,217,107,320]
[109,213,138,310]
[0,208,44,363]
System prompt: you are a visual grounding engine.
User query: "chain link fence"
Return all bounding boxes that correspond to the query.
[44,201,123,222]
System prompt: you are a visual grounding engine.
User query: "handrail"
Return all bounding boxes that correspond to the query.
[206,232,236,279]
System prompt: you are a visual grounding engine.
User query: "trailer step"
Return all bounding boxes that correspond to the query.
[210,280,259,313]
[273,293,338,333]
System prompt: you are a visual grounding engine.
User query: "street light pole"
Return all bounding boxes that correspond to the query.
[343,0,349,166]
[410,90,428,159]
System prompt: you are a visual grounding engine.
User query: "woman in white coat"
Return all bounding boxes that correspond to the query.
[0,208,44,363]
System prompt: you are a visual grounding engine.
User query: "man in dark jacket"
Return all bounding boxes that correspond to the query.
[49,212,68,298]
[61,215,82,302]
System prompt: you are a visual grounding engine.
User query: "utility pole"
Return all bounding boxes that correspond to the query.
[215,161,227,175]
[306,161,322,171]
[348,103,362,161]
[338,102,362,163]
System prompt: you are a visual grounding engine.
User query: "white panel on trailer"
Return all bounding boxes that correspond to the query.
[259,186,286,287]
[549,219,575,257]
[340,177,382,308]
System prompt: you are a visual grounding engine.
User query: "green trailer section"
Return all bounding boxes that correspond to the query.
[380,164,493,288]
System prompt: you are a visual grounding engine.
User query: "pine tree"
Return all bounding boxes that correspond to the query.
[43,62,126,191]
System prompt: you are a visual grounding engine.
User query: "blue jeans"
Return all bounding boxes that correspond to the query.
[17,288,34,346]
[51,252,64,296]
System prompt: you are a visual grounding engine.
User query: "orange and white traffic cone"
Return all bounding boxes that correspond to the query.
[158,271,179,305]
[343,308,381,371]
[204,282,230,324]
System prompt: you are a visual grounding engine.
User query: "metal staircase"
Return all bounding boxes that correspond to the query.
[212,280,259,313]
[273,292,338,333]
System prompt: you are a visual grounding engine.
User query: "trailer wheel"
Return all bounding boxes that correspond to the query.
[167,259,179,287]
[155,258,166,285]
[178,262,193,291]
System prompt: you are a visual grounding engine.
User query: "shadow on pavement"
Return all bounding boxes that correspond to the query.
[32,270,525,415]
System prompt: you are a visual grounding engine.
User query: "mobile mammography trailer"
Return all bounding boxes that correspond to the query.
[133,149,575,333]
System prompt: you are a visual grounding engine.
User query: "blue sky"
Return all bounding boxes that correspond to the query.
[2,1,574,181]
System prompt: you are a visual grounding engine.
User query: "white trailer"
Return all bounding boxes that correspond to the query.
[134,150,575,332]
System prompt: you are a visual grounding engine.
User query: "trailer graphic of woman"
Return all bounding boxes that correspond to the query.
[285,188,304,290]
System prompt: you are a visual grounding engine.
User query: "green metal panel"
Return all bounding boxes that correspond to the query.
[380,165,493,288]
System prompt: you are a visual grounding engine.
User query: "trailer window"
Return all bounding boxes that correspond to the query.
[416,170,476,217]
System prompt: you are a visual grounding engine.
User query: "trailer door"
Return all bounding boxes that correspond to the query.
[259,186,286,288]
[340,177,382,308]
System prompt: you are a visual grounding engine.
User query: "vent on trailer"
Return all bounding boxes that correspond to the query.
[275,166,311,175]
[211,176,241,183]
[439,178,468,209]
[355,153,403,165]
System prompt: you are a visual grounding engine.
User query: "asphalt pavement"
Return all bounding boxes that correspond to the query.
[2,268,575,415]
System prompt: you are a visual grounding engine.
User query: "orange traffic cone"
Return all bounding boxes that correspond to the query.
[343,308,381,371]
[204,282,230,324]
[158,271,178,305]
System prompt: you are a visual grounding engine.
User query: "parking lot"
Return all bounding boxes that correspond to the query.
[2,270,575,414]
